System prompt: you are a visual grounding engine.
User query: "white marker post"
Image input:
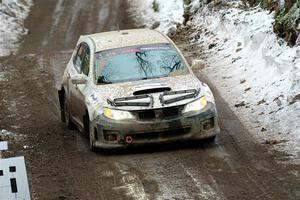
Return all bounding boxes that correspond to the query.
[0,141,8,159]
[0,141,8,151]
[0,142,31,200]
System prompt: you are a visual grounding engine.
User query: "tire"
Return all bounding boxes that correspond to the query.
[83,114,90,137]
[61,109,66,123]
[205,135,216,143]
[59,90,66,122]
[64,96,75,129]
[89,121,96,151]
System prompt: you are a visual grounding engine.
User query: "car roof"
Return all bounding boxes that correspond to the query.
[82,29,171,52]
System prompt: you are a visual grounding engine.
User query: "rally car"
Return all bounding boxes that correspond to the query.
[58,29,220,150]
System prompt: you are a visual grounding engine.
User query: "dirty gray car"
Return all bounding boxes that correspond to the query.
[58,29,220,151]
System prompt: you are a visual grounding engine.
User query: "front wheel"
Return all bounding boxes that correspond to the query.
[205,135,216,143]
[89,121,96,151]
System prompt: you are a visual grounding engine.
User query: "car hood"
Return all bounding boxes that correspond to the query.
[88,74,209,111]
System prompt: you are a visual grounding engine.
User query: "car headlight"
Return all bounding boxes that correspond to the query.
[182,96,207,114]
[102,108,135,120]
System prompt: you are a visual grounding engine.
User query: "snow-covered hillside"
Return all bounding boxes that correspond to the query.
[127,0,184,34]
[128,0,300,163]
[0,0,33,57]
[190,2,300,163]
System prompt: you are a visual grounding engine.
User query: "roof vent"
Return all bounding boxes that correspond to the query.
[122,32,129,35]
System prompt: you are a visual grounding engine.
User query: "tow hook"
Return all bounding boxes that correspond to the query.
[125,135,133,144]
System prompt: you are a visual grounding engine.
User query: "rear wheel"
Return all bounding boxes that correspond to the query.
[89,121,96,151]
[64,96,75,129]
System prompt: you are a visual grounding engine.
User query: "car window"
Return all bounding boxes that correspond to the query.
[74,44,84,72]
[73,43,90,76]
[94,43,189,84]
[81,45,90,76]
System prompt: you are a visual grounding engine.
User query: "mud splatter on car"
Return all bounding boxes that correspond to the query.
[58,29,219,150]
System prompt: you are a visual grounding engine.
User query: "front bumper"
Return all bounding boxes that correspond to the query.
[93,103,220,148]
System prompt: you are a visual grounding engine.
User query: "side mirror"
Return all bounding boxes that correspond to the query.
[71,74,87,85]
[191,59,206,71]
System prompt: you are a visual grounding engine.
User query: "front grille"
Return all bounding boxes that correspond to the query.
[136,106,183,121]
[162,107,179,118]
[132,127,191,141]
[138,110,155,120]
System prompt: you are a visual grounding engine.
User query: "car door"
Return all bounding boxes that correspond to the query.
[69,43,91,127]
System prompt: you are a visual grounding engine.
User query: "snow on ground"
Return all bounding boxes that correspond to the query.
[127,0,184,34]
[0,129,17,140]
[188,1,300,163]
[0,0,33,57]
[128,0,300,163]
[0,71,8,81]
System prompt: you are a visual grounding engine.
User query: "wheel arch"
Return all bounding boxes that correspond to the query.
[83,108,94,133]
[83,107,99,136]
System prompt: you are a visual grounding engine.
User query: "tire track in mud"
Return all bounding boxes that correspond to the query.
[20,0,132,54]
[100,147,226,200]
[113,162,148,200]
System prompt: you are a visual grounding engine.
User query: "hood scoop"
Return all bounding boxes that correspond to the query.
[159,89,200,106]
[133,87,171,96]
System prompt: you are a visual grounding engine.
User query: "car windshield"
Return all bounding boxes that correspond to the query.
[94,43,189,84]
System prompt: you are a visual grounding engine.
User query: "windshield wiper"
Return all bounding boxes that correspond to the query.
[97,76,112,84]
[159,89,200,106]
[169,61,181,73]
[107,94,154,107]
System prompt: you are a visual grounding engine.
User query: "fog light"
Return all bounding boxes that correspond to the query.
[202,118,214,130]
[103,130,119,141]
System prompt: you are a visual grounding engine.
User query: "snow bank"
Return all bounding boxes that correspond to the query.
[127,0,184,34]
[0,0,33,57]
[188,1,300,163]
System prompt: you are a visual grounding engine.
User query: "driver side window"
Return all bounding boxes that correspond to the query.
[73,43,90,76]
[82,46,90,76]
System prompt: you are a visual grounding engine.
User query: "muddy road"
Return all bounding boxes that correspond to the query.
[0,0,299,199]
